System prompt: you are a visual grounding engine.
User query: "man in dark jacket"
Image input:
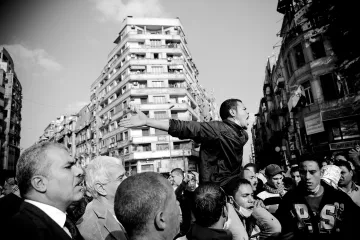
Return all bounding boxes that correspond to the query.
[120,99,249,186]
[187,183,232,240]
[276,158,360,240]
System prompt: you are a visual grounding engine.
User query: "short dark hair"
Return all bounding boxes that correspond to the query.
[334,152,349,160]
[16,141,69,198]
[193,183,226,227]
[114,172,170,238]
[299,155,320,169]
[223,176,252,198]
[244,163,258,173]
[171,168,184,177]
[290,166,299,174]
[335,160,352,172]
[219,98,242,120]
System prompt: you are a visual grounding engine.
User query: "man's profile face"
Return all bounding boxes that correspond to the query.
[186,173,197,192]
[45,147,84,206]
[300,160,321,192]
[169,172,183,187]
[103,163,127,201]
[243,169,258,191]
[234,102,249,129]
[269,174,283,189]
[290,171,301,185]
[338,166,352,187]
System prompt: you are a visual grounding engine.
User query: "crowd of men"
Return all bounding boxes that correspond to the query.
[1,98,360,240]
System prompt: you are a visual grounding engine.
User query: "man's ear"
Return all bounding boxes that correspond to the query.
[94,182,107,196]
[229,108,236,117]
[31,175,48,193]
[154,211,166,230]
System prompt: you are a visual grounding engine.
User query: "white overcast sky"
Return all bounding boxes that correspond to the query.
[0,0,282,164]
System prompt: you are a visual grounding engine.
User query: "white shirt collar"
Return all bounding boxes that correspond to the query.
[25,199,67,228]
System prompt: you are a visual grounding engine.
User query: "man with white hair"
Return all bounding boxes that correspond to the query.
[77,156,128,240]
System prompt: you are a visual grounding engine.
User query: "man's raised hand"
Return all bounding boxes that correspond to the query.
[119,106,148,128]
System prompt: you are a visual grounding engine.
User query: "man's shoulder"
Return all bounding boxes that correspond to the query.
[77,201,99,225]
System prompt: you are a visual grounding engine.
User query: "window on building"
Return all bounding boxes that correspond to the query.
[302,81,314,105]
[141,164,154,172]
[140,97,148,104]
[320,73,345,101]
[150,40,161,47]
[294,43,305,68]
[156,143,169,151]
[142,128,150,136]
[154,111,168,119]
[152,81,164,88]
[154,53,159,59]
[330,120,360,141]
[116,132,123,142]
[109,108,115,117]
[285,56,293,78]
[135,144,151,152]
[151,66,163,73]
[153,96,166,103]
[311,39,326,60]
[111,137,116,144]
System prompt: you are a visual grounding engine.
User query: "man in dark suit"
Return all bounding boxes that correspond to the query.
[7,141,85,240]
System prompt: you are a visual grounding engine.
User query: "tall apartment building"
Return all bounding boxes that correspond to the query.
[252,0,360,168]
[0,47,22,180]
[74,103,96,167]
[90,17,218,174]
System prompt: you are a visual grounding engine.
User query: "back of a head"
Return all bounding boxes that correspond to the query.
[16,141,68,198]
[193,183,226,227]
[219,98,241,120]
[114,172,170,238]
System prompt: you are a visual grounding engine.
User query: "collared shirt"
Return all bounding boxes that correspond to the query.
[344,182,360,207]
[25,199,72,237]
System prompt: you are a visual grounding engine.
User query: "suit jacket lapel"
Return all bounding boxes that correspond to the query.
[21,202,72,240]
[92,200,126,240]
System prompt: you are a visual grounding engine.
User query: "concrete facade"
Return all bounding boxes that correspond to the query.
[0,47,22,181]
[252,0,360,169]
[90,17,218,174]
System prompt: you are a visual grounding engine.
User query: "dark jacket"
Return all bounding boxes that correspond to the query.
[276,182,360,240]
[175,182,195,236]
[0,193,23,230]
[168,119,248,185]
[186,223,232,240]
[7,202,80,240]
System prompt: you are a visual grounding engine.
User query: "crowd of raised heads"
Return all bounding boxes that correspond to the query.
[1,98,360,240]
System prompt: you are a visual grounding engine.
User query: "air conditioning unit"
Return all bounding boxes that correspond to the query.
[131,25,135,29]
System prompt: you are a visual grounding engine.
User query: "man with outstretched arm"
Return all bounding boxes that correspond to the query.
[120,98,249,186]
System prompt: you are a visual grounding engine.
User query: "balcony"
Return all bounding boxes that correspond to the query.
[108,31,186,60]
[97,87,197,117]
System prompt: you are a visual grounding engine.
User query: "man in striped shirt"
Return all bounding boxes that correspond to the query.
[257,164,286,215]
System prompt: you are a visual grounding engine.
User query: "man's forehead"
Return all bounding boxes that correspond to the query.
[300,161,319,170]
[238,184,253,194]
[244,169,255,177]
[237,101,245,108]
